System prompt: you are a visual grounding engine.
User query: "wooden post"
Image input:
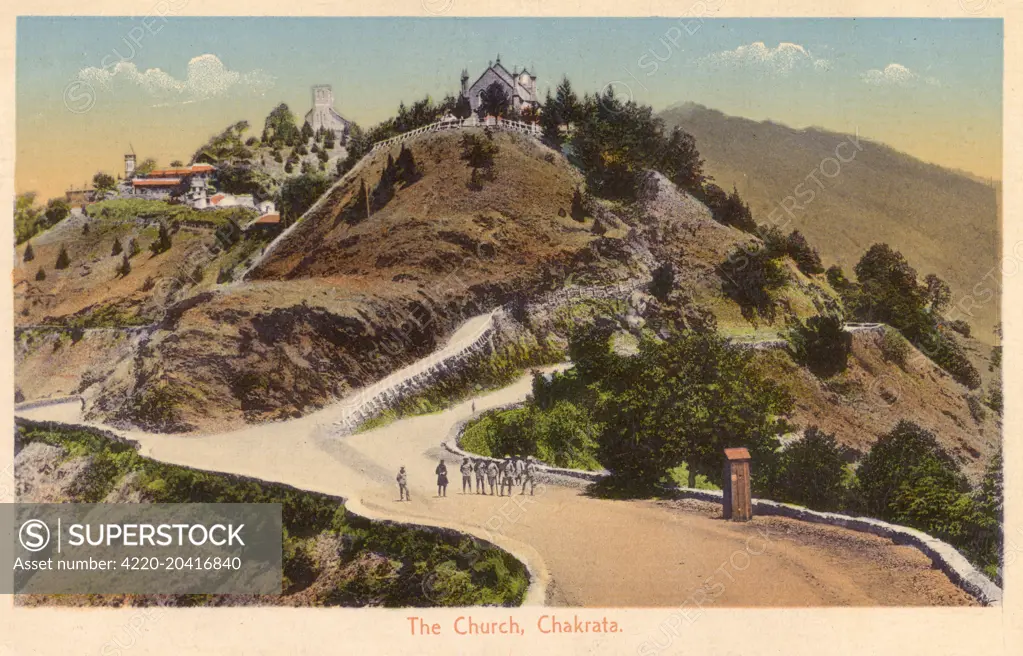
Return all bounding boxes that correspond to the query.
[722,447,752,522]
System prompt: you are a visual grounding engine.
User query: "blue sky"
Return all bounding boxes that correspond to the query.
[16,17,1003,197]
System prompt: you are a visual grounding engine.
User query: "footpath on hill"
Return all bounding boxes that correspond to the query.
[15,314,977,608]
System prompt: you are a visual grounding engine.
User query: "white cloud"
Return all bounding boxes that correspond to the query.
[697,42,831,76]
[860,63,939,88]
[78,54,274,104]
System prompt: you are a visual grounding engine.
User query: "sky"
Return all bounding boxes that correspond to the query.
[16,17,1003,200]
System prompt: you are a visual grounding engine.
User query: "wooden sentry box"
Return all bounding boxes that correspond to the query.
[722,447,752,522]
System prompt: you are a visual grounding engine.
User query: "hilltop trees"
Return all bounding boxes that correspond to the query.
[453,94,472,120]
[135,158,158,177]
[540,89,562,148]
[92,172,117,194]
[263,103,301,146]
[554,76,581,127]
[45,198,71,226]
[657,126,705,193]
[477,81,510,118]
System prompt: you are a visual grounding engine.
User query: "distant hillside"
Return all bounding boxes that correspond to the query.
[661,103,1001,342]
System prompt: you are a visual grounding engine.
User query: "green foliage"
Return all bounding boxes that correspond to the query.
[92,172,117,193]
[587,330,793,491]
[477,81,510,118]
[853,421,970,537]
[785,314,851,377]
[45,197,71,225]
[771,426,849,511]
[657,126,705,193]
[134,158,157,177]
[149,222,172,255]
[262,104,300,146]
[783,230,824,275]
[279,172,330,224]
[571,87,666,200]
[87,198,254,232]
[924,273,952,314]
[539,89,562,148]
[946,319,972,338]
[54,244,70,269]
[459,132,498,169]
[461,402,602,471]
[880,327,911,368]
[718,243,788,321]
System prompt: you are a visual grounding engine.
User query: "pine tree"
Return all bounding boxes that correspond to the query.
[116,254,131,277]
[540,89,562,148]
[23,242,34,262]
[55,244,70,269]
[128,238,140,258]
[150,222,172,255]
[555,76,580,126]
[301,121,314,142]
[35,267,46,281]
[112,238,123,256]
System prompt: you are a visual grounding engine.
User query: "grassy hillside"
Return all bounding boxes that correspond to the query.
[660,103,1001,342]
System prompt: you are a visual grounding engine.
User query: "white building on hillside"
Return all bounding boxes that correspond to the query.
[305,85,351,141]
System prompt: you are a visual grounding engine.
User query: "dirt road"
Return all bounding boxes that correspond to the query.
[17,373,975,607]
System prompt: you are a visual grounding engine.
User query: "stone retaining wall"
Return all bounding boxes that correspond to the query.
[14,396,84,412]
[332,312,501,433]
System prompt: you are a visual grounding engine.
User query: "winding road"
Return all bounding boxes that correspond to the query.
[15,316,974,608]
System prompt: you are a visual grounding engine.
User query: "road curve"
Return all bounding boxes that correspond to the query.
[17,380,974,608]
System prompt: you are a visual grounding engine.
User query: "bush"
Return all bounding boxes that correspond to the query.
[880,327,911,368]
[35,267,46,281]
[785,315,851,377]
[853,420,972,543]
[718,244,787,320]
[23,242,34,262]
[111,238,123,256]
[966,394,987,424]
[772,426,849,511]
[649,262,675,302]
[917,328,981,389]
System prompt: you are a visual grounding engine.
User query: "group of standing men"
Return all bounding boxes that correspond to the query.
[461,454,537,496]
[396,454,538,502]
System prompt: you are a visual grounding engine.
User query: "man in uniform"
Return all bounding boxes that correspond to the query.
[486,459,499,495]
[501,455,516,497]
[474,458,487,494]
[515,455,527,485]
[460,457,473,494]
[521,456,537,496]
[397,465,410,502]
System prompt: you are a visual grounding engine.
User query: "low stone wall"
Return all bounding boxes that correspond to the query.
[14,396,85,412]
[332,312,501,433]
[444,414,1003,606]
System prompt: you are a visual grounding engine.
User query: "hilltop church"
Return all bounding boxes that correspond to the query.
[461,56,539,115]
